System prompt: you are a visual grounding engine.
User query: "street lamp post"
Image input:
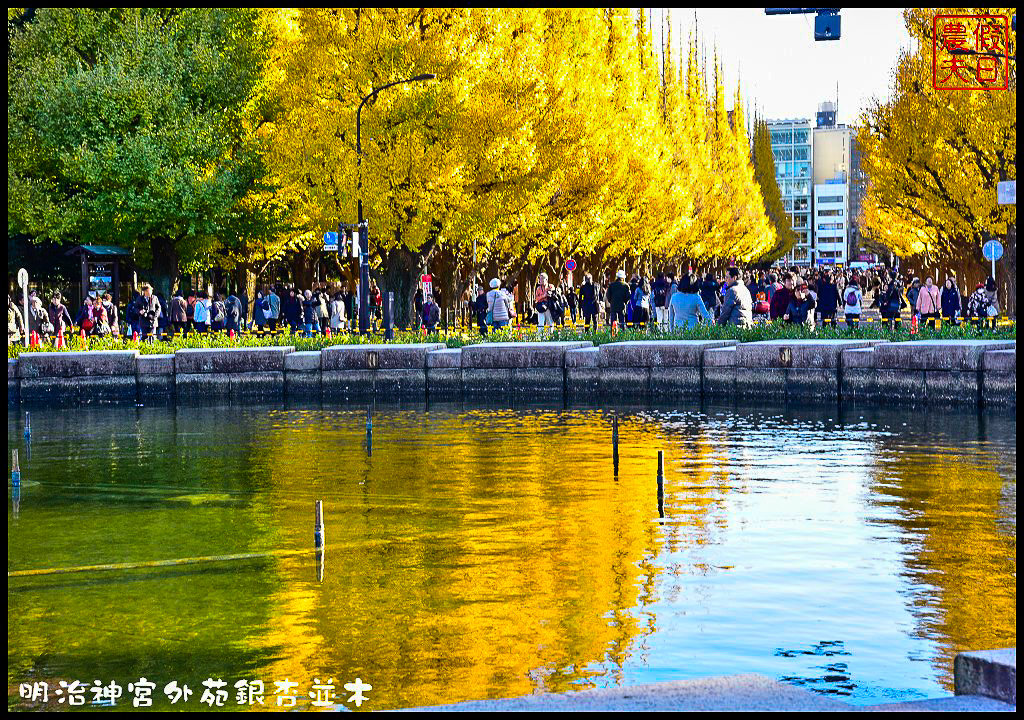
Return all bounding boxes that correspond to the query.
[356,73,436,335]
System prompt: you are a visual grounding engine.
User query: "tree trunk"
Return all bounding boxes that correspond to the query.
[149,236,179,302]
[381,242,427,331]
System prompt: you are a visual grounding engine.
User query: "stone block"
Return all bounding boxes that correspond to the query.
[736,340,885,370]
[982,349,1015,373]
[734,367,786,400]
[175,373,232,400]
[787,368,839,400]
[285,371,322,398]
[20,375,136,404]
[138,374,175,397]
[426,348,463,369]
[427,368,462,398]
[8,378,19,406]
[8,358,17,379]
[702,366,735,397]
[511,367,564,397]
[873,369,927,405]
[599,340,735,368]
[460,342,591,369]
[650,367,702,399]
[600,367,651,397]
[321,370,375,399]
[462,368,513,396]
[566,368,600,398]
[136,354,174,375]
[375,369,427,398]
[703,347,737,368]
[321,343,444,370]
[841,347,876,369]
[982,372,1015,409]
[954,648,1015,705]
[841,368,877,403]
[18,350,139,378]
[285,351,322,372]
[565,347,599,368]
[175,346,294,374]
[874,340,1016,372]
[925,370,979,405]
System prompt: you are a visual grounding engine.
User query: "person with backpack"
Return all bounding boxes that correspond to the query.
[842,279,862,328]
[940,278,961,327]
[632,278,652,329]
[485,278,512,330]
[225,290,242,335]
[208,292,226,332]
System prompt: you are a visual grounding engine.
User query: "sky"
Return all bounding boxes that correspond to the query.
[650,8,915,126]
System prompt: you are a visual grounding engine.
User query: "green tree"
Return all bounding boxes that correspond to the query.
[752,116,797,262]
[8,8,279,298]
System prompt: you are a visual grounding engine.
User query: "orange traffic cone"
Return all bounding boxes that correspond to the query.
[132,330,139,342]
[80,328,87,344]
[325,327,331,338]
[910,314,919,335]
[56,329,65,349]
[612,321,619,336]
[29,332,38,348]
[229,329,235,340]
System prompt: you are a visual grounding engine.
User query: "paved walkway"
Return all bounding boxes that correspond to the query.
[396,674,1015,712]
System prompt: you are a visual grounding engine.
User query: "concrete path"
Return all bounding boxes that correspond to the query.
[395,674,1015,712]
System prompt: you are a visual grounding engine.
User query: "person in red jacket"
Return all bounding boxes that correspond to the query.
[769,272,796,321]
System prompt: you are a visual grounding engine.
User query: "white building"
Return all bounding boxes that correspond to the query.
[813,182,849,266]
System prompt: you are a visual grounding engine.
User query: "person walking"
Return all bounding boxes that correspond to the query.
[267,286,281,332]
[28,295,54,343]
[486,278,512,330]
[652,273,670,330]
[329,292,346,334]
[984,276,1000,329]
[915,277,941,329]
[225,290,242,335]
[632,278,652,329]
[535,273,553,334]
[87,294,111,337]
[717,267,754,328]
[253,290,269,334]
[966,282,991,328]
[193,290,210,333]
[581,273,599,332]
[8,295,25,346]
[137,284,162,340]
[816,271,840,327]
[422,293,441,333]
[210,292,227,333]
[301,289,317,337]
[170,290,188,337]
[47,291,74,339]
[606,270,630,328]
[906,278,922,322]
[283,289,302,333]
[940,278,961,327]
[842,279,862,328]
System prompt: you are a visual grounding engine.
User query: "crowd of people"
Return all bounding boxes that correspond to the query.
[461,265,1004,335]
[7,266,1006,346]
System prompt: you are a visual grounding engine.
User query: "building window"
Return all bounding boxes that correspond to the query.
[818,195,843,203]
[793,129,809,144]
[793,146,810,161]
[818,209,844,217]
[793,198,809,211]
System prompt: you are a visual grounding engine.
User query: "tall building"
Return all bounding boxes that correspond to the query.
[766,118,813,265]
[811,102,854,266]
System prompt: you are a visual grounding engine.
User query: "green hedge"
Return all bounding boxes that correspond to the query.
[7,321,1016,358]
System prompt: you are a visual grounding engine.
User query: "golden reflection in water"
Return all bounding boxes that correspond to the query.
[870,447,1016,692]
[246,408,733,710]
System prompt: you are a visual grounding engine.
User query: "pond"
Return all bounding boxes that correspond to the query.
[7,401,1016,710]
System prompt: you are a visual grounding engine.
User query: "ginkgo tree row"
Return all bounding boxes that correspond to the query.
[8,8,788,325]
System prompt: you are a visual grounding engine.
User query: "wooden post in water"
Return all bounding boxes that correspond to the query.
[366,407,373,456]
[314,500,325,583]
[657,450,665,519]
[612,415,619,477]
[24,412,30,441]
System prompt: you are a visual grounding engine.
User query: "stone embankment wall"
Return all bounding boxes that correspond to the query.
[7,340,1015,408]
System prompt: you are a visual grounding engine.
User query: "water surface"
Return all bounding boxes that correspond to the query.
[7,401,1016,710]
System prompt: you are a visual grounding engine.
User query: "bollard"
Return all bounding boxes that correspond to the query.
[612,415,619,477]
[11,449,21,489]
[314,500,325,550]
[657,450,665,519]
[24,412,31,441]
[366,407,373,456]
